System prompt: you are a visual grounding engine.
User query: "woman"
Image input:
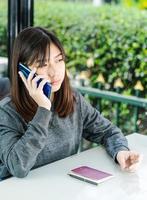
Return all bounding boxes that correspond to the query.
[0,27,141,179]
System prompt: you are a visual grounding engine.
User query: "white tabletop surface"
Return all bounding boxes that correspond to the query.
[0,133,147,200]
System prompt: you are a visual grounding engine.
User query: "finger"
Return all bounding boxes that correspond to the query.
[125,154,143,172]
[31,75,46,89]
[131,154,143,164]
[118,157,126,170]
[37,79,50,92]
[127,162,140,172]
[27,68,37,88]
[129,153,140,164]
[129,151,139,157]
[18,71,28,89]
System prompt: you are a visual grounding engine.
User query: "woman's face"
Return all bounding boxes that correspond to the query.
[29,43,65,93]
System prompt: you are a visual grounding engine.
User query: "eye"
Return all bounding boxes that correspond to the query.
[42,63,47,67]
[55,58,63,63]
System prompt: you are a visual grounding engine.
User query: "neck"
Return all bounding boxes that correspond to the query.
[50,92,54,102]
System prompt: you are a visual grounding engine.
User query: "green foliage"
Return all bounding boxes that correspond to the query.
[0,1,7,56]
[120,0,147,9]
[33,1,147,97]
[35,0,147,134]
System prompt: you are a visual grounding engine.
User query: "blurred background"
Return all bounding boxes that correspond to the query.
[0,0,147,137]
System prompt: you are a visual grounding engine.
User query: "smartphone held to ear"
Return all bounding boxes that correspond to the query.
[18,63,52,98]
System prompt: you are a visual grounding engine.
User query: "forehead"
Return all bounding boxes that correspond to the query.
[46,43,61,57]
[27,42,63,66]
[34,43,62,65]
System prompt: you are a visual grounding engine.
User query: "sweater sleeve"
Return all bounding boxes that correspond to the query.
[77,92,129,160]
[0,106,52,178]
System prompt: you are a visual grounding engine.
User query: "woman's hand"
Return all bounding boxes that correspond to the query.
[116,150,142,172]
[19,68,51,111]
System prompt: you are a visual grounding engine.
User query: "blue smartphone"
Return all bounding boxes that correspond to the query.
[18,63,52,98]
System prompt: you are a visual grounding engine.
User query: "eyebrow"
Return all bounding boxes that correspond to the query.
[55,53,62,58]
[36,53,62,63]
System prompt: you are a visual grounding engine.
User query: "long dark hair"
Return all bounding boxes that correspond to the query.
[11,27,75,122]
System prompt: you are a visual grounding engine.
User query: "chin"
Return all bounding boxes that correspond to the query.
[51,84,61,93]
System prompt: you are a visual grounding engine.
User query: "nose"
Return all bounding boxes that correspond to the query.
[47,62,56,78]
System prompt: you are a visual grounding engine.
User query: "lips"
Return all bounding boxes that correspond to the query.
[51,80,60,85]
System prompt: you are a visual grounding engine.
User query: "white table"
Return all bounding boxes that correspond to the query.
[0,133,147,200]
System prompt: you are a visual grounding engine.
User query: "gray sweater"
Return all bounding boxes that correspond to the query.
[0,90,129,179]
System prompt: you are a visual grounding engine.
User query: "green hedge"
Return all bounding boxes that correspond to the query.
[34,1,147,97]
[34,1,147,134]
